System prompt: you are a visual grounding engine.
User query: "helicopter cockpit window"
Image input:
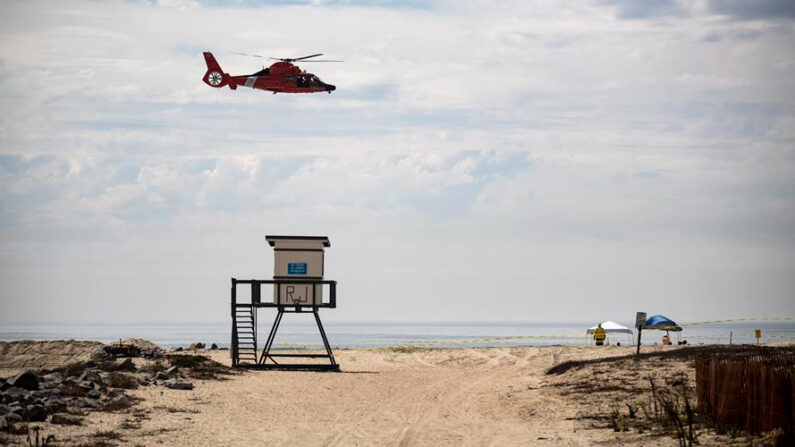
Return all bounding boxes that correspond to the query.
[297,76,309,88]
[311,75,324,85]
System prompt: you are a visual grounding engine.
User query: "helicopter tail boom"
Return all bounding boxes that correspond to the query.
[202,52,235,89]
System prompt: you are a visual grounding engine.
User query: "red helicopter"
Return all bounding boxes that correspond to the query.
[202,52,338,94]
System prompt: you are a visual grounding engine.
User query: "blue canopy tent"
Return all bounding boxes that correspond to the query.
[635,314,683,352]
[644,315,682,332]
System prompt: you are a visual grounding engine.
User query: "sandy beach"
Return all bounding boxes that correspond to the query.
[5,340,783,446]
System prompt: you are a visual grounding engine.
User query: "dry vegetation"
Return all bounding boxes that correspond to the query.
[545,345,795,446]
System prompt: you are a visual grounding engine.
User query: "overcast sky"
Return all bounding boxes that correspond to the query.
[0,0,793,325]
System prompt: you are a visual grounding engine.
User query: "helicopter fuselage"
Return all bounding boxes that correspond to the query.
[231,62,335,94]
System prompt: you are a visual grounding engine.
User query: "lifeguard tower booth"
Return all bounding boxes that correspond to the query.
[230,235,338,371]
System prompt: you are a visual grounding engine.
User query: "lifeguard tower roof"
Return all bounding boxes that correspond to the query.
[265,235,330,247]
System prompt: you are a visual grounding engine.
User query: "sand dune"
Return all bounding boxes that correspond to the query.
[0,340,104,375]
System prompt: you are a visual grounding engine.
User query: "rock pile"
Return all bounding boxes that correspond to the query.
[0,360,141,432]
[1,352,223,435]
[99,342,161,360]
[173,342,224,352]
[149,365,194,390]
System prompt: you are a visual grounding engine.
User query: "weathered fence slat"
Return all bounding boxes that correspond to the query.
[696,348,794,447]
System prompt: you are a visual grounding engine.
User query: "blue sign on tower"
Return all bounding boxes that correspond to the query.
[288,262,307,275]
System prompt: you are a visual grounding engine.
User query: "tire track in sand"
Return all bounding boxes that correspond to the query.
[395,348,537,446]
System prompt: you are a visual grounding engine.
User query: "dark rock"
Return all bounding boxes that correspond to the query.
[187,342,205,350]
[8,371,39,391]
[23,404,47,422]
[80,398,100,409]
[60,379,90,397]
[166,366,178,376]
[106,388,124,398]
[43,397,66,414]
[117,358,136,371]
[0,381,10,392]
[154,371,168,381]
[32,389,60,399]
[78,370,103,385]
[41,372,63,383]
[210,343,218,350]
[87,389,101,399]
[0,415,7,431]
[106,371,139,390]
[0,404,10,415]
[103,343,161,359]
[173,347,184,352]
[162,380,193,390]
[92,349,111,362]
[77,380,101,392]
[3,386,29,401]
[51,413,83,425]
[5,412,23,424]
[104,395,131,410]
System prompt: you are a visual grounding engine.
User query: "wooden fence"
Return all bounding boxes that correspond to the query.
[696,348,794,446]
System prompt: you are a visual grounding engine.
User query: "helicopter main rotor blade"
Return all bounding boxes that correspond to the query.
[234,52,341,63]
[232,52,272,60]
[292,53,324,61]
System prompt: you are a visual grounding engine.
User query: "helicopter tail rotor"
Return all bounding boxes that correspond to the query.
[202,52,235,89]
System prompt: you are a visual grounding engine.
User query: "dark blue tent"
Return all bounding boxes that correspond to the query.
[644,315,682,332]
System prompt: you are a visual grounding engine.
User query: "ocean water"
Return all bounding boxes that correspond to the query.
[0,320,792,350]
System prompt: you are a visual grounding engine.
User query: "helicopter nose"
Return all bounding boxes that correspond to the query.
[326,84,336,92]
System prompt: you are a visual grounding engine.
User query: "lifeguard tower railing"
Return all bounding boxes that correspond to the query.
[230,278,337,370]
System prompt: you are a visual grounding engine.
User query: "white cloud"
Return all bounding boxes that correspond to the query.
[0,0,793,324]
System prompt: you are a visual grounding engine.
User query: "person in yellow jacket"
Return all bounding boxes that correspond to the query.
[593,323,606,346]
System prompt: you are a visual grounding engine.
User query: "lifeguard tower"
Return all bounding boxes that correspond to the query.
[230,235,338,371]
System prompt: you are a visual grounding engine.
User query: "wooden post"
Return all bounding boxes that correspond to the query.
[636,327,642,355]
[635,312,646,356]
[729,330,733,345]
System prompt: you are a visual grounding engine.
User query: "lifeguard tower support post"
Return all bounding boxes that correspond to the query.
[230,235,338,371]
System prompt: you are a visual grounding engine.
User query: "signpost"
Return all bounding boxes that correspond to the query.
[635,312,647,355]
[755,328,762,344]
